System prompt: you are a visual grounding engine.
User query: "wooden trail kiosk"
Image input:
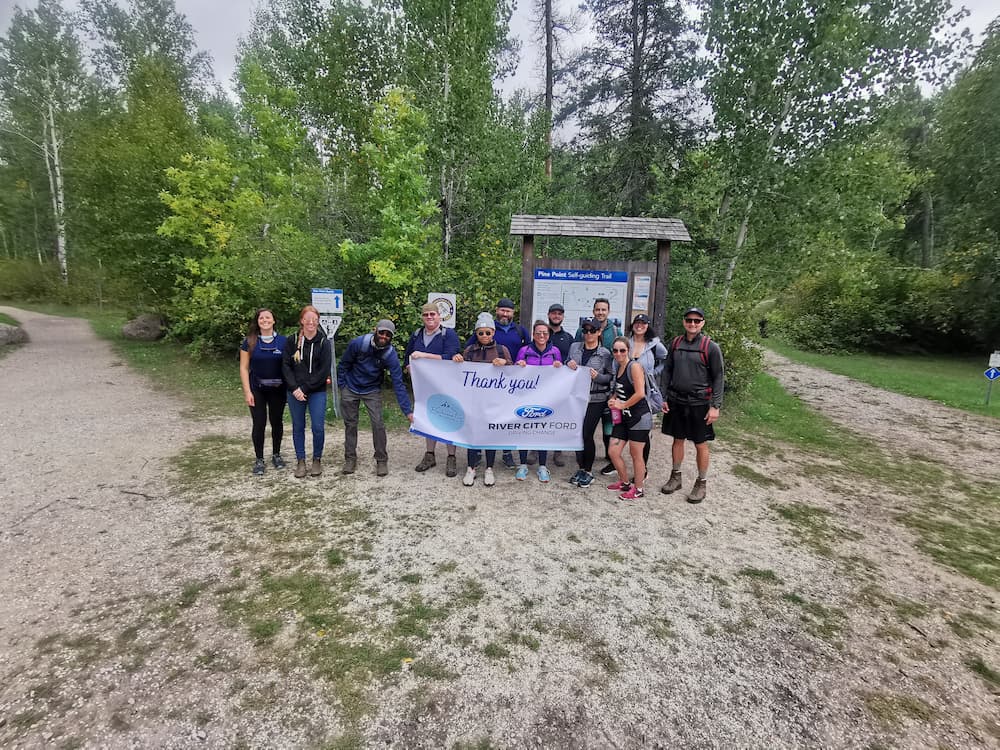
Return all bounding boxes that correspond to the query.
[509,215,692,339]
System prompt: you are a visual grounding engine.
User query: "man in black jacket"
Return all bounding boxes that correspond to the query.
[659,307,724,504]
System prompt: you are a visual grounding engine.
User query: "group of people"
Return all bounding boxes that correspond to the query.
[239,296,724,503]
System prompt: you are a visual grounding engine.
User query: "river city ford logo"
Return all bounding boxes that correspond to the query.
[515,405,554,419]
[426,394,465,432]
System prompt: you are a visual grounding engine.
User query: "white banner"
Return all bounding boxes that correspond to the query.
[409,360,591,450]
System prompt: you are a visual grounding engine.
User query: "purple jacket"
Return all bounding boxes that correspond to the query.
[515,344,562,366]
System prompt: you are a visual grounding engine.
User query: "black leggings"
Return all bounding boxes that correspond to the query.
[250,387,286,459]
[576,401,607,472]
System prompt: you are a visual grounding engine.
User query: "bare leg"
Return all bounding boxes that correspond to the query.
[609,437,628,483]
[628,440,645,490]
[695,442,710,476]
[672,438,686,466]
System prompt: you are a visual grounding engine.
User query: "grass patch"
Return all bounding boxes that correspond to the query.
[731,463,788,489]
[737,567,782,583]
[483,642,510,659]
[172,435,247,491]
[772,502,858,556]
[392,595,447,640]
[902,496,1000,590]
[965,655,1000,687]
[767,341,1000,420]
[860,690,936,728]
[0,311,20,325]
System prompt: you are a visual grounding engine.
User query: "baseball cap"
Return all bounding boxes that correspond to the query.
[375,319,396,334]
[548,303,565,313]
[580,317,600,331]
[632,313,651,324]
[683,307,705,319]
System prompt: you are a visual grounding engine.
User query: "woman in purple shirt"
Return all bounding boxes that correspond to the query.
[513,320,563,482]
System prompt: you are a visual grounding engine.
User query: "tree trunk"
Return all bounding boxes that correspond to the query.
[46,94,68,283]
[719,195,753,317]
[544,0,553,179]
[627,0,643,216]
[440,51,452,260]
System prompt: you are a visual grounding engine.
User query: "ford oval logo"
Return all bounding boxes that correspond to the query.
[516,405,553,419]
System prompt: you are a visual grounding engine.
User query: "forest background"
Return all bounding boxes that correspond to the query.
[1,0,999,388]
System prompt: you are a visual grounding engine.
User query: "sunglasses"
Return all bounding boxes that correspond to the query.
[583,328,598,334]
[376,330,393,338]
[684,318,704,324]
[475,330,492,336]
[612,347,628,353]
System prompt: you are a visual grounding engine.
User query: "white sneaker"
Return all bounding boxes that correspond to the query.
[484,467,495,486]
[462,467,476,486]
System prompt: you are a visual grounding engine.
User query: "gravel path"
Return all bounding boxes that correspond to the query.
[1,308,998,749]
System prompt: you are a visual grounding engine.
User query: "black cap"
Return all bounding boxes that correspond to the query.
[580,317,599,331]
[683,307,705,319]
[632,313,651,324]
[548,303,565,313]
[497,298,516,309]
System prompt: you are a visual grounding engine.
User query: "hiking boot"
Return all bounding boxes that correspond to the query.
[271,454,286,470]
[687,478,707,504]
[309,458,322,477]
[252,458,266,476]
[294,460,307,478]
[607,480,631,492]
[661,470,683,494]
[577,471,595,488]
[619,485,645,500]
[502,451,517,469]
[568,469,583,486]
[552,450,565,467]
[537,466,551,483]
[415,452,436,472]
[515,464,528,481]
[376,460,388,477]
[463,467,476,486]
[342,456,357,475]
[526,450,537,465]
[446,454,457,477]
[599,462,616,476]
[483,467,496,486]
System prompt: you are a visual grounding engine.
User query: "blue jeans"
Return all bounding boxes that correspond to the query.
[287,390,327,460]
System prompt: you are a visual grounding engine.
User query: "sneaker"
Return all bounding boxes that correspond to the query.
[537,466,550,483]
[483,467,496,486]
[446,455,458,478]
[687,478,707,504]
[415,452,436,472]
[463,467,476,486]
[309,458,322,477]
[376,460,388,477]
[619,485,645,500]
[577,471,595,488]
[599,462,616,476]
[515,464,528,481]
[552,451,565,467]
[271,454,286,470]
[502,451,517,469]
[661,470,683,494]
[607,480,631,492]
[342,456,357,475]
[294,459,307,479]
[568,469,583,486]
[252,458,265,476]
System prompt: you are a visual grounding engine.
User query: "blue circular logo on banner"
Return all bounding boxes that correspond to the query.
[426,394,465,432]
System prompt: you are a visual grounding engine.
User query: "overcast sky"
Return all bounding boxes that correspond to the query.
[1,0,997,99]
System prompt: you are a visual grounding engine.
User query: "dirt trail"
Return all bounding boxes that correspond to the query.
[1,308,998,749]
[764,350,1000,482]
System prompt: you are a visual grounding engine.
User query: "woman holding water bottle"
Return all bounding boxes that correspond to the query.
[606,336,650,500]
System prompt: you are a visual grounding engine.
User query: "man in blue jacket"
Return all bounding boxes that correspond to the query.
[405,302,462,476]
[338,319,413,477]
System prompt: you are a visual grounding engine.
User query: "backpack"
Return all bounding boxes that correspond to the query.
[624,360,664,413]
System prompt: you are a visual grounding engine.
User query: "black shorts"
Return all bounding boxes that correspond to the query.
[661,401,715,444]
[611,409,651,442]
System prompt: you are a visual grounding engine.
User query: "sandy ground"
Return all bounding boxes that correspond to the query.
[1,307,998,749]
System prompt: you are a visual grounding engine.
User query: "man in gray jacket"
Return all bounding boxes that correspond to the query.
[659,307,724,504]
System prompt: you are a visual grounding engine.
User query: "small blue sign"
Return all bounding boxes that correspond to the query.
[986,368,1000,381]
